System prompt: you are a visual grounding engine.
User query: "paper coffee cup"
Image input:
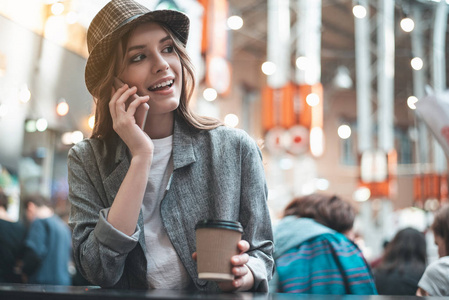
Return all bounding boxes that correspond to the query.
[195,220,243,281]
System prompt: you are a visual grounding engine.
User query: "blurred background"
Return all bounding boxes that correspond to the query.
[0,0,448,263]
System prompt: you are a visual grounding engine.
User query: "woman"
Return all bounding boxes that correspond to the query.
[373,227,427,295]
[68,0,273,292]
[270,193,377,295]
[417,204,449,296]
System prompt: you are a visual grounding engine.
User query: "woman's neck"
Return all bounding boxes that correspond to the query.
[144,112,174,139]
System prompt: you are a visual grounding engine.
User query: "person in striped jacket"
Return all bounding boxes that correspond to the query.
[270,193,377,295]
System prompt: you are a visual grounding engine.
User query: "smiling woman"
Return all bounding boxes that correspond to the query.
[117,22,182,126]
[67,0,274,293]
[89,15,220,141]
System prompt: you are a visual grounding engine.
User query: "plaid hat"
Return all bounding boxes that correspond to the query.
[85,0,190,95]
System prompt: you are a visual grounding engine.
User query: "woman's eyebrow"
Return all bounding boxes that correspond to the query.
[126,36,172,53]
[127,45,145,53]
[159,35,171,43]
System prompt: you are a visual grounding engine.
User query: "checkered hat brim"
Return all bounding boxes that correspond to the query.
[85,0,190,96]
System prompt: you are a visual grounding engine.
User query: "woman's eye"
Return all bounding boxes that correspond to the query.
[130,54,145,63]
[162,46,174,53]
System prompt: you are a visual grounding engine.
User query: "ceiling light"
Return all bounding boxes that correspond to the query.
[224,114,239,128]
[25,120,36,132]
[353,5,367,19]
[407,96,418,109]
[62,132,73,145]
[71,131,84,144]
[56,98,69,116]
[338,124,352,139]
[36,118,48,132]
[306,93,320,107]
[203,88,217,101]
[261,61,276,75]
[295,56,308,70]
[400,17,414,32]
[411,57,423,70]
[51,2,64,15]
[353,187,371,202]
[227,16,243,30]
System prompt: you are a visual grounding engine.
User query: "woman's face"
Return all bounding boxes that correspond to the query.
[434,233,447,258]
[118,22,182,116]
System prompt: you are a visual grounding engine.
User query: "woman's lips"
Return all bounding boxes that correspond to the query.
[148,78,175,91]
[148,81,175,95]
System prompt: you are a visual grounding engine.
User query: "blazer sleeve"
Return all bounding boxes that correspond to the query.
[238,133,275,292]
[67,143,140,287]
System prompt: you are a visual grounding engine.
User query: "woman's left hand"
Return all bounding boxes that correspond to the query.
[218,240,254,292]
[192,240,254,292]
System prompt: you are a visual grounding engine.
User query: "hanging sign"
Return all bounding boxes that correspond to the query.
[264,127,288,155]
[287,125,309,155]
[415,90,449,157]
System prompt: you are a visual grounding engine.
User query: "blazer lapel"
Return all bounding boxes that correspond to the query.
[172,113,197,170]
[161,115,209,286]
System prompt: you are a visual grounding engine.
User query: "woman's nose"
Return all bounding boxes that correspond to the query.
[151,54,169,73]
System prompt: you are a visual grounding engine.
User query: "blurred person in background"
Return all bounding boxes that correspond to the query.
[67,0,273,291]
[417,204,449,296]
[21,194,72,285]
[369,240,389,269]
[373,227,427,295]
[270,193,377,295]
[0,190,26,283]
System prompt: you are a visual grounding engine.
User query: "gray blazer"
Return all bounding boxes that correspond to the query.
[68,114,274,291]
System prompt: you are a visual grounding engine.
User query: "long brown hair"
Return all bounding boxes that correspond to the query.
[90,22,222,140]
[377,227,426,274]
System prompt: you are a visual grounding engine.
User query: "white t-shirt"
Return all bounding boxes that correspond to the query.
[141,135,191,289]
[418,256,449,296]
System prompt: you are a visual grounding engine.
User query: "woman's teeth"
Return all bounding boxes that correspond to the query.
[149,79,174,91]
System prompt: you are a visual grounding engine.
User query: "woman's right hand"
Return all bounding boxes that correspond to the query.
[109,84,153,159]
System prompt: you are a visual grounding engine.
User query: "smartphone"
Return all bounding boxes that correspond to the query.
[113,77,149,130]
[113,77,139,99]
